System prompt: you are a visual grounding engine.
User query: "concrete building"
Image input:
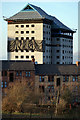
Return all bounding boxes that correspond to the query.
[5,3,75,64]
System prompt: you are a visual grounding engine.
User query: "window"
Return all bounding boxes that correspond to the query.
[5,82,7,88]
[15,31,19,33]
[31,56,34,58]
[31,25,35,27]
[63,76,65,82]
[5,71,7,76]
[63,56,64,59]
[31,31,35,33]
[1,71,3,76]
[57,56,60,59]
[76,76,78,81]
[26,25,29,27]
[15,56,18,58]
[29,72,30,77]
[31,37,34,40]
[72,76,78,82]
[21,50,23,52]
[67,76,69,82]
[31,49,34,52]
[26,72,28,77]
[48,85,54,92]
[15,37,18,40]
[26,37,29,40]
[26,31,29,33]
[43,25,45,27]
[26,72,31,77]
[20,71,22,76]
[21,31,24,34]
[21,37,24,40]
[52,76,54,82]
[48,76,54,82]
[16,71,19,76]
[57,50,60,53]
[57,62,60,64]
[63,76,69,82]
[48,96,50,100]
[26,56,29,58]
[1,82,3,88]
[16,50,18,52]
[21,25,24,27]
[21,56,24,58]
[63,50,64,54]
[26,49,29,52]
[15,25,19,27]
[39,76,44,82]
[57,38,60,41]
[48,76,50,82]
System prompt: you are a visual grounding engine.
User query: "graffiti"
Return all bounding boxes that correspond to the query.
[8,39,45,52]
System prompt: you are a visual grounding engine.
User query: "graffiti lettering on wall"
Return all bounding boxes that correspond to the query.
[8,39,45,52]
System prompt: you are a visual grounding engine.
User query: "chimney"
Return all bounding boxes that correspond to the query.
[76,61,80,66]
[32,56,35,64]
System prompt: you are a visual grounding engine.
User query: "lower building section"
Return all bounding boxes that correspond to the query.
[1,60,80,104]
[8,51,43,64]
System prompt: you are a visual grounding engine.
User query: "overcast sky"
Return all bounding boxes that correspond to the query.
[0,1,78,63]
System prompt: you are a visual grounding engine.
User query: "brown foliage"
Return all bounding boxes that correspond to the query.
[2,81,39,113]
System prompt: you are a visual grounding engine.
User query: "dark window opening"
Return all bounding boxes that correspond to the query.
[48,76,50,82]
[57,78,60,86]
[15,37,18,40]
[31,31,35,33]
[26,31,29,33]
[15,31,19,33]
[21,56,24,58]
[31,37,34,40]
[26,56,29,58]
[21,25,24,27]
[1,71,3,76]
[5,71,7,76]
[57,56,60,59]
[57,62,60,64]
[31,56,34,58]
[31,25,35,27]
[15,25,19,27]
[9,73,14,82]
[15,56,18,58]
[63,50,64,54]
[57,38,60,41]
[16,50,18,52]
[21,50,23,52]
[21,37,24,40]
[63,56,64,59]
[26,49,29,52]
[57,50,60,53]
[26,25,29,27]
[26,37,29,40]
[21,31,24,34]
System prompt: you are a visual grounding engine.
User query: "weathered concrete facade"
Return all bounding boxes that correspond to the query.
[5,3,75,64]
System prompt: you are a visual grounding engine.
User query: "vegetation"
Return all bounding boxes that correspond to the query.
[2,81,39,113]
[2,82,80,118]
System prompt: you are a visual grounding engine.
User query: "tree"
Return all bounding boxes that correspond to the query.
[2,81,39,113]
[61,88,72,105]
